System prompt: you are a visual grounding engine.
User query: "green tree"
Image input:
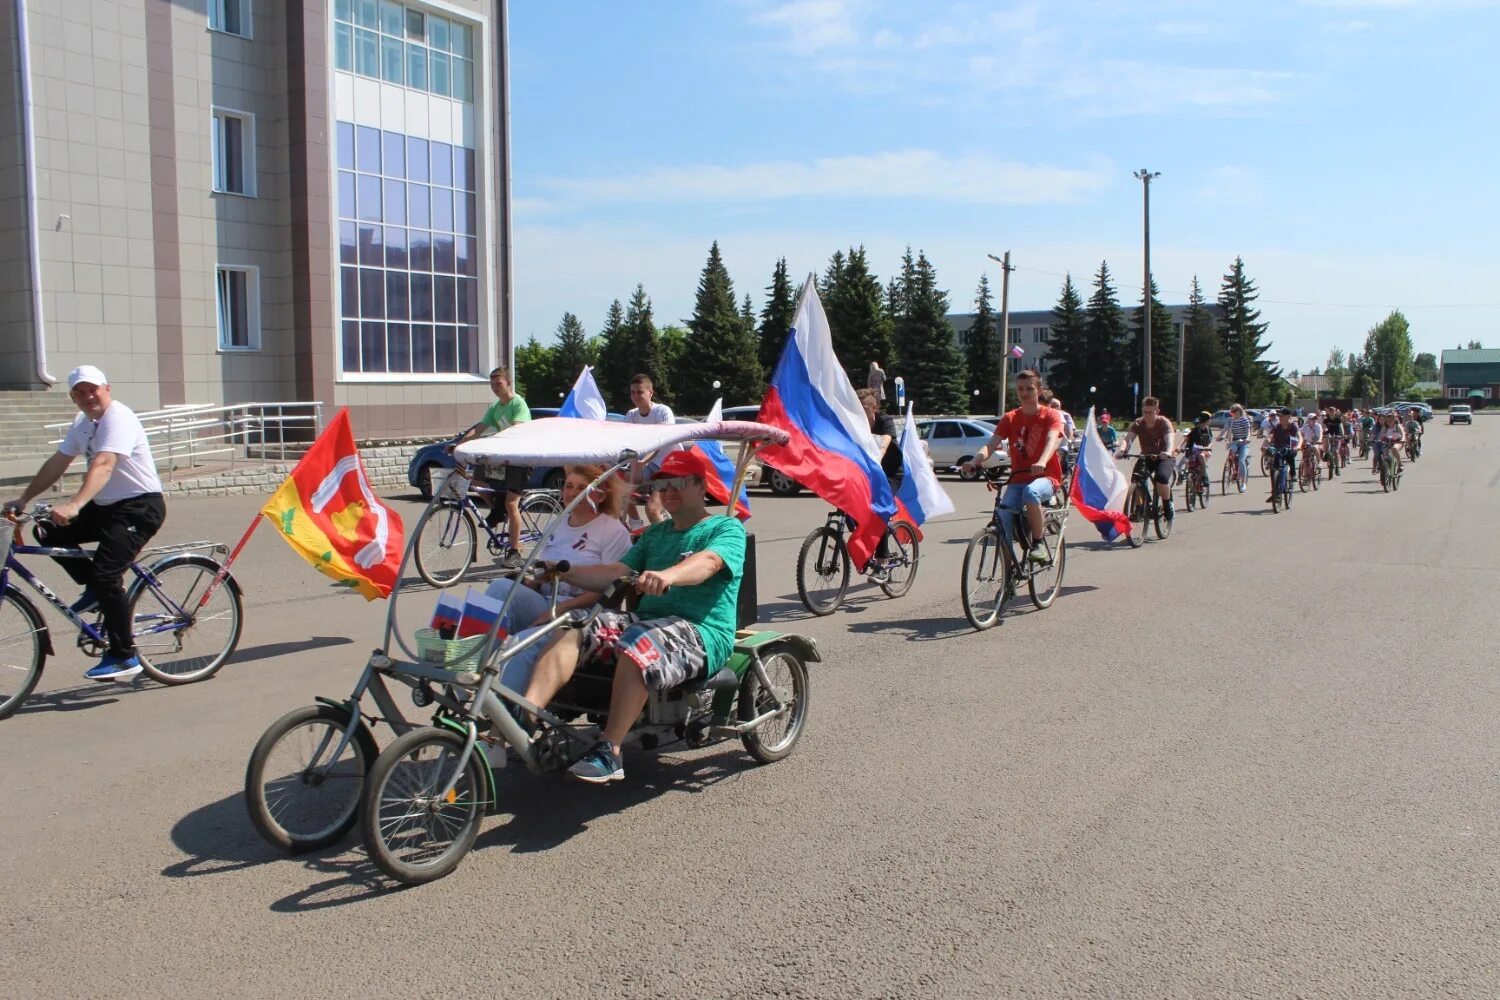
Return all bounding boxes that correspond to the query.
[1045,274,1089,412]
[549,312,593,398]
[964,274,1000,414]
[514,336,556,403]
[892,251,967,413]
[1325,347,1348,397]
[1217,256,1277,405]
[1084,261,1130,413]
[1130,276,1179,418]
[1180,276,1230,415]
[622,284,670,404]
[1413,352,1438,382]
[758,257,797,376]
[1362,309,1417,402]
[593,299,631,410]
[658,324,687,385]
[824,246,894,390]
[1467,339,1484,350]
[680,241,762,412]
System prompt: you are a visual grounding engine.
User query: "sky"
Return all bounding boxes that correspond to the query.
[506,0,1500,377]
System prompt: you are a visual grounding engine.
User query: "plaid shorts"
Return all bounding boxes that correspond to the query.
[578,611,708,692]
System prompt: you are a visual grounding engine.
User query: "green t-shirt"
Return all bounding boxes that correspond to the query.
[482,395,531,432]
[621,515,745,673]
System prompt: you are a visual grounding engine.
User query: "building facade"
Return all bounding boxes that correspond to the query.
[0,0,512,438]
[1439,348,1500,406]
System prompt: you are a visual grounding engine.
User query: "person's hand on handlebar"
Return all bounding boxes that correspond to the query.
[635,569,673,596]
[49,500,80,526]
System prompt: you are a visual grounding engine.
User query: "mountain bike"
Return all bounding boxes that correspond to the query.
[1379,445,1403,492]
[409,466,562,587]
[1298,446,1321,492]
[1118,453,1173,548]
[0,504,244,720]
[959,467,1068,630]
[796,510,918,615]
[1325,436,1343,478]
[1337,435,1352,471]
[1181,446,1211,512]
[1267,447,1295,513]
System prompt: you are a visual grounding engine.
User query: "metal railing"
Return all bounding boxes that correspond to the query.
[44,401,324,477]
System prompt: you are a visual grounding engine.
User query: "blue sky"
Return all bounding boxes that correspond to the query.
[507,0,1499,376]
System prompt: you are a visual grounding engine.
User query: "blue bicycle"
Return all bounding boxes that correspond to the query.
[0,504,244,720]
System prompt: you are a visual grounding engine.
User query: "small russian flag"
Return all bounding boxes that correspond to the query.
[430,592,464,633]
[1010,344,1025,359]
[456,587,505,638]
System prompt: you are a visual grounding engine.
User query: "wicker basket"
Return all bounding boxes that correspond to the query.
[415,627,487,668]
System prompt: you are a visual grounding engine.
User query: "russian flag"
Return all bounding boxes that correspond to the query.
[696,399,751,520]
[756,277,895,569]
[456,586,506,638]
[430,591,463,633]
[559,366,608,420]
[1068,406,1131,541]
[895,403,954,527]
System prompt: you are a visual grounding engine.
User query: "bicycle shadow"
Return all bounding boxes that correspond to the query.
[12,682,126,715]
[228,635,354,666]
[846,615,973,642]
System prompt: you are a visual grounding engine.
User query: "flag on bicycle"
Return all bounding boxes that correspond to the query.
[1068,406,1131,542]
[259,409,405,599]
[559,366,608,421]
[755,277,896,569]
[694,399,751,520]
[895,403,953,526]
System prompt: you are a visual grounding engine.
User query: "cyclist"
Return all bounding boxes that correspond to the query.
[1324,407,1347,469]
[1265,407,1300,503]
[1359,409,1377,460]
[1045,395,1077,480]
[449,366,531,568]
[858,387,905,583]
[1177,411,1214,497]
[1217,403,1252,492]
[961,369,1064,565]
[4,366,165,681]
[1375,411,1406,476]
[1299,409,1324,478]
[623,373,676,527]
[1116,396,1177,521]
[1097,415,1119,452]
[1402,408,1423,460]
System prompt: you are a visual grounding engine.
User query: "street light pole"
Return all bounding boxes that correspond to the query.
[987,251,1013,414]
[1134,169,1160,400]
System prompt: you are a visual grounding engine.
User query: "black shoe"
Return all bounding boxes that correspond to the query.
[499,548,524,569]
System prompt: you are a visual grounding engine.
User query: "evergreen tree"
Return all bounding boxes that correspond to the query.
[824,246,894,389]
[1217,257,1276,405]
[514,336,556,403]
[1083,261,1130,413]
[758,257,797,376]
[892,251,966,413]
[622,284,670,404]
[593,299,631,410]
[1046,274,1089,412]
[964,274,1000,414]
[1130,277,1179,417]
[1180,276,1229,415]
[681,241,762,412]
[549,312,592,397]
[658,325,688,383]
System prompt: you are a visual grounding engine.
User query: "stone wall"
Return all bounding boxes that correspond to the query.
[159,443,413,497]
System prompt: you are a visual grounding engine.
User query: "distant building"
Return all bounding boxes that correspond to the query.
[1439,349,1500,404]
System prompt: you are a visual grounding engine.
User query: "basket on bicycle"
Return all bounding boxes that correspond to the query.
[414,627,487,668]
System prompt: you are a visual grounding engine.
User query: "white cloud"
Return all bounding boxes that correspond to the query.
[534,150,1110,207]
[748,0,866,55]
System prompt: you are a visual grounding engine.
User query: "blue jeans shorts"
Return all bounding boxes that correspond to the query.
[996,478,1055,543]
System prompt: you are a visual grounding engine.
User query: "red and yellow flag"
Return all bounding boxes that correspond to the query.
[260,409,405,600]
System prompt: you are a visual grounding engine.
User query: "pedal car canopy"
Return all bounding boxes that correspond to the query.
[453,417,790,467]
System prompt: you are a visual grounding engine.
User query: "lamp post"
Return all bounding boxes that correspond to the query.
[1133,169,1160,399]
[987,251,1013,414]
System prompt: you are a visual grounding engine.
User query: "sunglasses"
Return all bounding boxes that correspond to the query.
[647,476,698,493]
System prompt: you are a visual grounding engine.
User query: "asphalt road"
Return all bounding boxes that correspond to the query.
[3,418,1498,999]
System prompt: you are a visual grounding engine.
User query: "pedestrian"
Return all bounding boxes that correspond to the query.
[624,373,675,527]
[867,361,886,408]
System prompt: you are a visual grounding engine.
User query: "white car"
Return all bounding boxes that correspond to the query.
[916,418,1010,480]
[1449,404,1472,425]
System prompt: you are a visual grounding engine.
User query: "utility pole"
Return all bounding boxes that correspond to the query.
[1176,318,1185,424]
[987,252,1013,415]
[1134,169,1161,400]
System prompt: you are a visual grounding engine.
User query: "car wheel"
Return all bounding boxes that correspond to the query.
[767,469,802,496]
[416,463,438,501]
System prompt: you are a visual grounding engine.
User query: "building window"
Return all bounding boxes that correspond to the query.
[1034,326,1050,343]
[1008,327,1021,345]
[334,0,475,103]
[212,109,256,196]
[1448,387,1467,399]
[336,121,480,375]
[209,0,251,38]
[216,266,260,351]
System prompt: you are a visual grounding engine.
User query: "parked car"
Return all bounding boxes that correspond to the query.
[1209,409,1231,430]
[1391,401,1433,422]
[1449,404,1472,425]
[714,404,809,495]
[406,407,586,499]
[917,418,1009,480]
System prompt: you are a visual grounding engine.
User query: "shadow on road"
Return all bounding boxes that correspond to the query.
[14,671,173,716]
[846,614,973,642]
[229,635,355,665]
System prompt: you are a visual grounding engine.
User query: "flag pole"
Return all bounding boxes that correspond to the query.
[196,512,262,610]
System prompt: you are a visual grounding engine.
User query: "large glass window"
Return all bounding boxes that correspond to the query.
[333,0,476,104]
[336,120,480,375]
[212,109,256,196]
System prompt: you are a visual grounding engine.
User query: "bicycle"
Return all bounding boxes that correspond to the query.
[1406,433,1422,463]
[1378,444,1403,493]
[1118,453,1173,548]
[1338,435,1352,471]
[795,510,918,616]
[1298,446,1321,492]
[959,466,1068,630]
[1221,441,1248,495]
[1267,446,1295,513]
[1181,446,1212,512]
[409,465,563,587]
[0,504,244,720]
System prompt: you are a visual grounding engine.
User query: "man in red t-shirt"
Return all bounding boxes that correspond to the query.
[961,369,1064,564]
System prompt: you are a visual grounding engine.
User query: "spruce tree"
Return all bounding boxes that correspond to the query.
[1084,261,1130,414]
[549,312,592,397]
[593,299,631,410]
[965,274,1000,414]
[758,257,797,376]
[1129,277,1179,417]
[1180,276,1229,415]
[681,241,762,412]
[824,246,894,389]
[892,251,966,413]
[657,324,687,383]
[1217,256,1275,405]
[1044,274,1089,413]
[622,284,670,404]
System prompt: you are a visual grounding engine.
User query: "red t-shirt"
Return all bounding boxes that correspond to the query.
[996,406,1065,486]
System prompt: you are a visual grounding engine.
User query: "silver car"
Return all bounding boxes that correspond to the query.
[917,418,1009,480]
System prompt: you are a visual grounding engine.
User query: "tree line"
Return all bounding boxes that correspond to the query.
[514,241,1285,419]
[1308,312,1437,403]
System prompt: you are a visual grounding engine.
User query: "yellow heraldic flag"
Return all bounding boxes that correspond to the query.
[259,409,405,599]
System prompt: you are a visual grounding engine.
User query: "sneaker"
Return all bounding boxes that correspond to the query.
[1163,501,1175,521]
[499,548,524,569]
[568,740,624,784]
[866,560,890,584]
[86,653,142,682]
[69,590,99,615]
[1026,544,1052,566]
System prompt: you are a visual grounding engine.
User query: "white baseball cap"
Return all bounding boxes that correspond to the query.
[67,365,108,390]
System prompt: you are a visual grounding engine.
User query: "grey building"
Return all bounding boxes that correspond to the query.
[0,0,513,438]
[947,305,1224,379]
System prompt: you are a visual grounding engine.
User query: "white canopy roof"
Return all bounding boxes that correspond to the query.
[453,417,789,467]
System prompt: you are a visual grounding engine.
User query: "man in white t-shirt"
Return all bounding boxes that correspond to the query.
[6,366,165,680]
[623,373,675,526]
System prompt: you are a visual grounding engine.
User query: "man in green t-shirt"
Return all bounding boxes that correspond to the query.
[450,366,531,567]
[523,449,745,784]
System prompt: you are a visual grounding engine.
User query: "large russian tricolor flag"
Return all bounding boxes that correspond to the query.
[895,403,954,527]
[757,278,895,569]
[1069,406,1131,541]
[694,399,751,520]
[559,366,608,420]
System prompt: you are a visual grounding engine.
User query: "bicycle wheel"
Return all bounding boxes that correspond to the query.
[412,501,477,588]
[245,703,378,852]
[0,586,47,721]
[738,642,810,764]
[878,521,919,599]
[960,526,1011,630]
[1028,522,1066,610]
[796,526,849,616]
[1380,461,1389,493]
[1221,460,1232,496]
[1311,461,1321,491]
[1260,450,1272,478]
[1153,491,1173,539]
[1199,471,1210,507]
[132,556,244,685]
[360,726,488,886]
[515,490,562,550]
[1125,486,1149,548]
[1185,472,1198,512]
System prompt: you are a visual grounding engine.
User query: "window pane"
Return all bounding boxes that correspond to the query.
[357,174,381,222]
[451,58,472,103]
[411,323,434,372]
[434,275,456,323]
[459,325,479,375]
[451,22,472,57]
[455,192,475,235]
[405,7,424,40]
[342,320,362,371]
[410,272,433,320]
[356,0,379,29]
[334,22,353,71]
[380,0,403,35]
[383,179,406,225]
[434,326,457,372]
[339,220,358,264]
[361,321,387,372]
[381,35,404,85]
[339,266,359,319]
[432,234,454,273]
[385,271,409,319]
[456,236,476,276]
[430,140,452,187]
[387,322,412,372]
[428,15,449,51]
[430,187,453,232]
[338,170,356,218]
[454,146,475,191]
[429,50,450,98]
[336,122,355,169]
[406,136,429,182]
[355,124,381,172]
[223,0,243,36]
[355,28,379,76]
[406,183,429,227]
[408,230,431,271]
[406,42,427,91]
[360,267,385,318]
[384,226,407,268]
[457,276,477,324]
[357,224,382,265]
[381,131,404,177]
[335,0,354,23]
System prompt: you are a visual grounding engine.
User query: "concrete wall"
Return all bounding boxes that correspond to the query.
[0,0,38,388]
